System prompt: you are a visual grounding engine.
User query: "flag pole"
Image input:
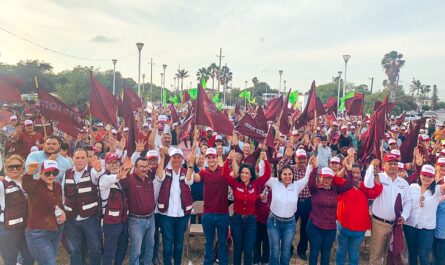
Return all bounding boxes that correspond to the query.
[34,76,48,139]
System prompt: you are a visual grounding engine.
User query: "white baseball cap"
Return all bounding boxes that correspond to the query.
[295,149,307,158]
[123,127,129,132]
[215,135,223,141]
[292,130,299,135]
[398,162,404,170]
[158,115,168,122]
[111,129,117,134]
[143,122,149,128]
[9,115,17,121]
[146,150,159,160]
[320,167,334,178]
[41,160,59,172]
[330,157,341,164]
[420,164,435,178]
[206,127,213,132]
[437,157,445,166]
[390,149,401,157]
[97,122,104,127]
[169,148,184,158]
[24,120,33,126]
[205,148,217,157]
[388,139,397,145]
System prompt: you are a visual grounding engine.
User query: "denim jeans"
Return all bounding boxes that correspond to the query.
[267,214,296,265]
[403,225,434,265]
[295,198,311,255]
[64,216,102,265]
[202,213,229,265]
[153,213,162,264]
[433,237,445,265]
[230,214,256,265]
[335,223,365,265]
[128,215,156,265]
[306,219,336,265]
[25,226,64,265]
[0,225,34,265]
[159,214,190,265]
[102,222,128,265]
[253,221,269,264]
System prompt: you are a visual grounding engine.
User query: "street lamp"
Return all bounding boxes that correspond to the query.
[342,54,351,97]
[278,70,283,94]
[136,42,144,97]
[142,74,145,97]
[162,64,167,106]
[112,59,117,96]
[283,80,286,91]
[160,73,164,104]
[337,71,342,115]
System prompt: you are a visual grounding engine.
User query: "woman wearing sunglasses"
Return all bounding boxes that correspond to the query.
[23,160,66,265]
[404,164,445,265]
[0,155,34,265]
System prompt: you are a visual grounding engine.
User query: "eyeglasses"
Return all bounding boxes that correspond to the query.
[7,164,22,171]
[420,195,425,208]
[44,170,60,177]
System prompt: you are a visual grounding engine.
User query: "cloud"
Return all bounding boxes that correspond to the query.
[90,35,118,43]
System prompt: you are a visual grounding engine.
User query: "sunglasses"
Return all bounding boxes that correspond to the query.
[44,170,60,177]
[7,164,22,170]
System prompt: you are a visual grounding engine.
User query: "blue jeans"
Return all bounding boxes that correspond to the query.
[65,216,102,265]
[202,213,229,265]
[102,222,128,265]
[295,198,311,255]
[253,221,269,264]
[403,225,434,265]
[159,214,190,265]
[230,214,256,265]
[25,226,64,265]
[128,215,156,265]
[153,213,161,264]
[433,237,445,265]
[306,219,336,265]
[267,214,296,265]
[0,225,34,265]
[335,223,365,265]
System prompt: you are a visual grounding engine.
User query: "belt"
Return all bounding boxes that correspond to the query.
[372,215,394,225]
[129,213,154,219]
[234,213,255,219]
[271,212,294,222]
[298,197,311,202]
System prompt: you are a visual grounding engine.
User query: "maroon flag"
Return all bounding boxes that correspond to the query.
[38,89,82,137]
[123,86,142,110]
[265,95,284,121]
[234,100,241,116]
[324,97,337,115]
[89,74,118,128]
[359,101,387,163]
[374,101,382,111]
[170,103,179,124]
[178,114,195,141]
[117,96,124,118]
[126,115,138,157]
[264,124,275,148]
[182,91,190,103]
[395,112,406,127]
[399,118,426,163]
[279,92,291,135]
[254,106,268,132]
[0,79,22,103]
[195,85,234,135]
[346,93,364,116]
[236,113,268,141]
[294,81,325,129]
[386,194,403,265]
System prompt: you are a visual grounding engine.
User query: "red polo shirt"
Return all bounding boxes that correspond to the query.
[120,172,155,215]
[222,160,271,215]
[198,166,228,214]
[16,131,43,158]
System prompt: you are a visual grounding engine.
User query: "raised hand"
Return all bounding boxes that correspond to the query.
[284,144,294,157]
[309,155,318,168]
[48,154,58,161]
[117,165,131,180]
[90,155,102,172]
[159,147,168,159]
[135,139,146,152]
[27,162,39,175]
[260,151,268,161]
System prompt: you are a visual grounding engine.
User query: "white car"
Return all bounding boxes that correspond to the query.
[404,112,420,123]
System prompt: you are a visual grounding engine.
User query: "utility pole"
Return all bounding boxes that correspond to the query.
[216,48,224,92]
[223,62,227,106]
[150,58,154,100]
[369,77,374,94]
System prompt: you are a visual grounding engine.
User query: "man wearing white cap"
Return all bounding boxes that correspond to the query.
[0,103,13,123]
[13,119,44,159]
[2,114,18,136]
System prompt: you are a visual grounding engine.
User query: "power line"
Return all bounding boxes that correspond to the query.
[0,26,137,61]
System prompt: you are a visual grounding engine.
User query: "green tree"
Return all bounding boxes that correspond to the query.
[196,67,210,84]
[381,51,405,102]
[207,63,218,91]
[175,68,189,93]
[432,85,439,110]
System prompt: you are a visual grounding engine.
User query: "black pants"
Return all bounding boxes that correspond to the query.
[253,221,269,264]
[295,198,311,255]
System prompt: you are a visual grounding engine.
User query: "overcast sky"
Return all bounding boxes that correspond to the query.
[1,0,445,98]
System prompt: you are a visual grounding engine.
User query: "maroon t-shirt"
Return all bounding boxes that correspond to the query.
[120,173,155,215]
[199,166,229,214]
[16,132,43,159]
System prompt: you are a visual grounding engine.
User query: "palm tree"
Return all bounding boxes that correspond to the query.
[381,51,405,102]
[410,78,421,97]
[208,63,218,91]
[220,66,233,86]
[175,68,189,93]
[196,67,210,84]
[252,77,259,86]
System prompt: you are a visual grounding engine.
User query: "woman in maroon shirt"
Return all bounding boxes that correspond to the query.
[23,159,66,265]
[306,158,352,265]
[222,151,271,265]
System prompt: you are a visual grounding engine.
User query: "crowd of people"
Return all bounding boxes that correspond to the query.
[0,99,445,265]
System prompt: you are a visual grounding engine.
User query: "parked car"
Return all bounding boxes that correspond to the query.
[404,112,421,123]
[423,111,437,119]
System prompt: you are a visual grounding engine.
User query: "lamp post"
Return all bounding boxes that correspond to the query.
[369,77,374,94]
[112,59,117,96]
[162,64,167,106]
[136,43,144,97]
[283,80,287,91]
[342,55,351,97]
[278,70,283,94]
[337,71,342,115]
[160,73,164,104]
[142,74,145,97]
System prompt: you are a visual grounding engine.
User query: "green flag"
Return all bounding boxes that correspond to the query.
[239,90,251,99]
[289,91,299,104]
[248,97,256,104]
[201,78,207,89]
[212,93,221,104]
[339,91,355,111]
[216,102,223,111]
[189,88,197,100]
[162,90,168,105]
[169,95,179,105]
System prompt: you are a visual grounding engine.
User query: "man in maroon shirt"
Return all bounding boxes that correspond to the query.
[120,157,157,265]
[188,147,230,265]
[14,120,44,159]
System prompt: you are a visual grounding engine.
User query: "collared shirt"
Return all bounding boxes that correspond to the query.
[25,151,73,182]
[405,184,443,229]
[436,177,445,239]
[198,166,229,214]
[316,144,332,169]
[95,170,119,213]
[120,173,156,215]
[277,155,310,199]
[0,176,25,222]
[364,165,412,221]
[156,165,193,217]
[266,165,312,219]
